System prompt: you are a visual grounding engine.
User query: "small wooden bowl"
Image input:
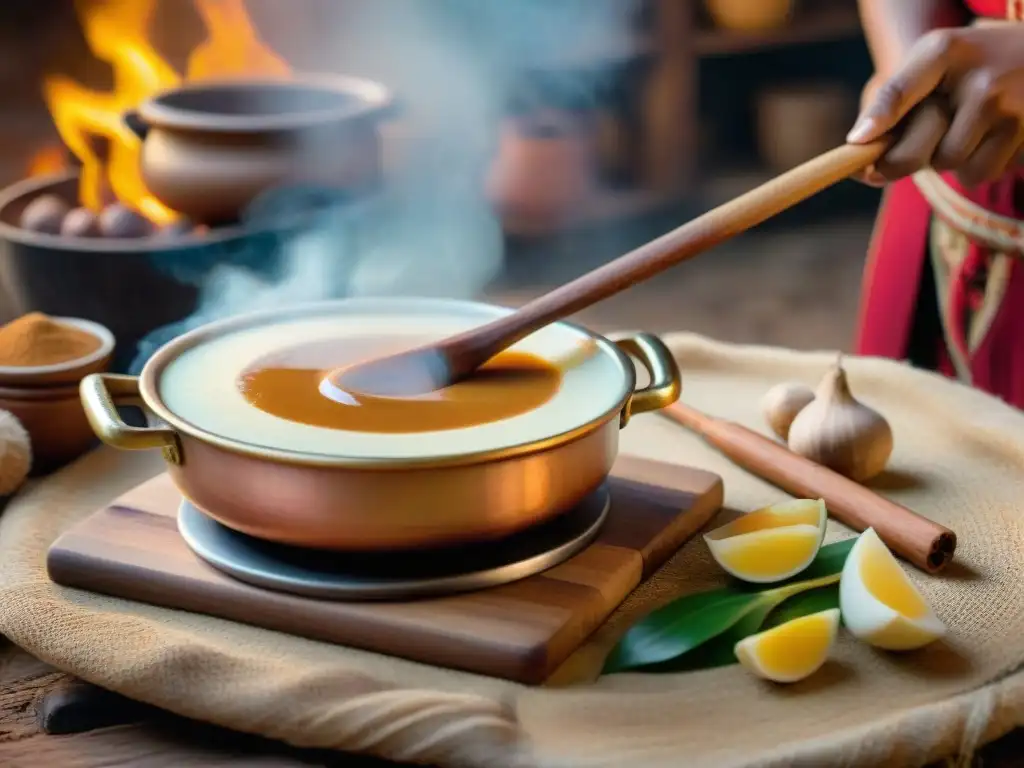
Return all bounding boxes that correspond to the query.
[0,382,99,475]
[0,317,114,388]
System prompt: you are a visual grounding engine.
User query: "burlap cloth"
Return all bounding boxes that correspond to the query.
[2,333,1024,767]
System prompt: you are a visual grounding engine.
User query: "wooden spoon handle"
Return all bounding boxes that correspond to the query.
[460,140,889,356]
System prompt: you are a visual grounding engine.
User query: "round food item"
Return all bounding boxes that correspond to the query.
[0,409,31,494]
[839,527,945,651]
[760,381,814,440]
[703,498,827,583]
[60,207,101,237]
[20,194,69,234]
[735,608,840,683]
[99,203,153,238]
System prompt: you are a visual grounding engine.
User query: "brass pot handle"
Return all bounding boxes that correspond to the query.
[79,373,182,465]
[609,332,682,428]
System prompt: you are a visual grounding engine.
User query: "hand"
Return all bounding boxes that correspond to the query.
[850,72,892,187]
[848,24,1024,188]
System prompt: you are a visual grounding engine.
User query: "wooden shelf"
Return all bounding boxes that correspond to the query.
[694,5,862,56]
[517,5,862,70]
[498,1,867,239]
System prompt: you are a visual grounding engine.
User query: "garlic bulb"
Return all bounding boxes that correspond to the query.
[0,409,31,495]
[761,381,815,440]
[786,356,893,482]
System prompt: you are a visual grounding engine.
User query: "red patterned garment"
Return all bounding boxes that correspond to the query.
[854,0,1024,406]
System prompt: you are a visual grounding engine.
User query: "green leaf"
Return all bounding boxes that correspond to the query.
[653,584,844,672]
[601,538,855,675]
[601,590,771,673]
[642,598,778,672]
[762,585,841,631]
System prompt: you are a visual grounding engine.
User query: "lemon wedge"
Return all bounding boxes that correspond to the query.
[704,499,827,583]
[734,608,840,683]
[839,528,945,651]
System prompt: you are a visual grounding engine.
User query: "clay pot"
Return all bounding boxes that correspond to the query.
[486,111,596,236]
[704,0,795,31]
[125,76,395,225]
[0,382,99,475]
[0,316,114,474]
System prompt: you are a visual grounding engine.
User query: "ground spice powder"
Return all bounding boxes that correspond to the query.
[0,313,102,367]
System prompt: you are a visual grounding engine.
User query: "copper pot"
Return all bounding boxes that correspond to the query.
[79,298,680,551]
[124,76,395,225]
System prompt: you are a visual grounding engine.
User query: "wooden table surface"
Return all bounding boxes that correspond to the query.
[0,636,408,767]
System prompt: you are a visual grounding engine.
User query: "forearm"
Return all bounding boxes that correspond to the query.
[857,0,966,75]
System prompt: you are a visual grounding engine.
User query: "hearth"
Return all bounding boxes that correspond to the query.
[0,170,346,372]
[0,0,395,372]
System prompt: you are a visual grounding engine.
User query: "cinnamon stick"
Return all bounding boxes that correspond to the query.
[661,402,956,574]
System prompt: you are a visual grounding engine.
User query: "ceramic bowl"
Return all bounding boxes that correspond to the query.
[0,316,115,387]
[0,171,327,373]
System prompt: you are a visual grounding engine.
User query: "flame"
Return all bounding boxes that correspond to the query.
[188,0,290,80]
[41,0,291,225]
[25,145,68,177]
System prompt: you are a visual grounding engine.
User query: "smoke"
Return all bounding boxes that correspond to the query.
[130,0,639,372]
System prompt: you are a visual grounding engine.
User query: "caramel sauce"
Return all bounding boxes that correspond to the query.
[239,341,562,433]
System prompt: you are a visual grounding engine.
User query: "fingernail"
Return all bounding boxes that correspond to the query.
[847,116,877,143]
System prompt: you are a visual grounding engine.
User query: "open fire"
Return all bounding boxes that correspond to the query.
[27,0,291,230]
[2,0,515,375]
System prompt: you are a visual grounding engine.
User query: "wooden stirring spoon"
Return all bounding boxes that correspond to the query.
[321,140,889,402]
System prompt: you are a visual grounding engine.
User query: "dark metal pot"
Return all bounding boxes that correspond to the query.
[0,172,292,372]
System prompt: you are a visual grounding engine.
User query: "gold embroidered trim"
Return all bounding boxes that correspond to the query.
[969,253,1012,353]
[930,220,973,384]
[929,218,1014,380]
[913,170,1024,253]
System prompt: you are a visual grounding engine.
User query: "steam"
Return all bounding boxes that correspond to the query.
[130,0,638,373]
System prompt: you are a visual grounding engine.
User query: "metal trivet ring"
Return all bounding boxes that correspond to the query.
[177,486,610,601]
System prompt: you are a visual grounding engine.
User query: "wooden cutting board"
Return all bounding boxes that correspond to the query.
[47,454,723,684]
